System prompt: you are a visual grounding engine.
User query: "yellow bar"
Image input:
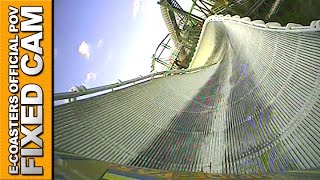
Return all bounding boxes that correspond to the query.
[0,0,52,179]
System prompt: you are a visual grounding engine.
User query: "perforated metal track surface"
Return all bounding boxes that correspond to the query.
[54,17,320,174]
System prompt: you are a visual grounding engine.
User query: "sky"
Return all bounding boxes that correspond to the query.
[54,0,193,93]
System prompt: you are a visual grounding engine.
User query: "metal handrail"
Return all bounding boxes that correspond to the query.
[54,63,212,101]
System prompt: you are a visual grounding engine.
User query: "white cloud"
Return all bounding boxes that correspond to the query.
[132,0,145,18]
[85,72,96,83]
[54,48,59,58]
[97,38,104,48]
[107,48,113,59]
[78,41,90,59]
[107,52,112,60]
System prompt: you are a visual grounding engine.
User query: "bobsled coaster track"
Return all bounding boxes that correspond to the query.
[54,14,320,180]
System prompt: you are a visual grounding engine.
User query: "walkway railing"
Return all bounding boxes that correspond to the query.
[54,63,214,102]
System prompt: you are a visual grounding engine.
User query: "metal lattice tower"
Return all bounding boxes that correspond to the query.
[154,0,278,70]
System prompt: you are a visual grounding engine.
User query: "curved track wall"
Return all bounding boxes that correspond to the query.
[54,15,320,174]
